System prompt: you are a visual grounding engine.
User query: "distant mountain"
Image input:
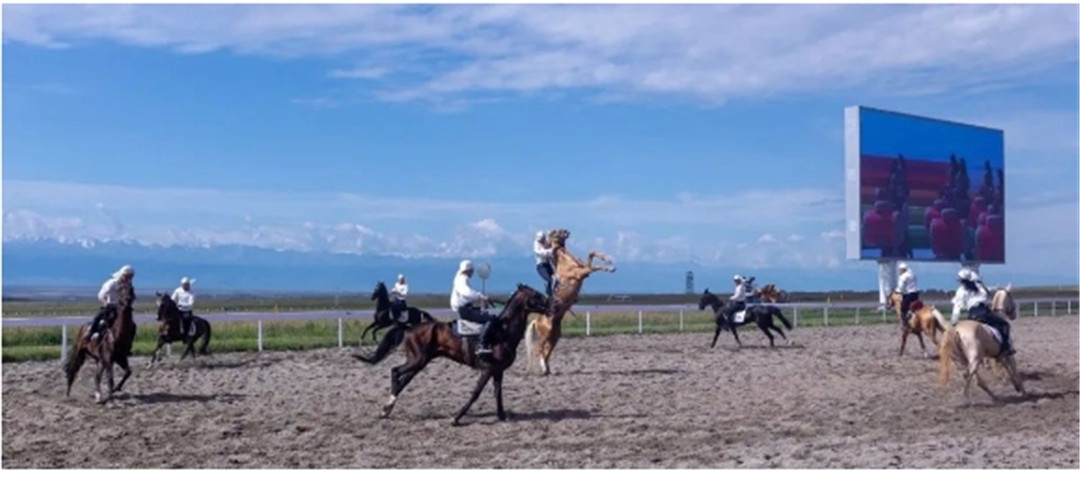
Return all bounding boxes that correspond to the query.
[2,238,1074,295]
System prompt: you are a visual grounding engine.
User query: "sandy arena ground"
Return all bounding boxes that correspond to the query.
[3,315,1078,468]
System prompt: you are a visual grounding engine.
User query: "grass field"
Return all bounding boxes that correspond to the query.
[4,298,1074,362]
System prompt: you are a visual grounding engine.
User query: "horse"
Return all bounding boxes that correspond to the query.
[756,283,784,303]
[63,280,137,404]
[525,228,616,376]
[698,289,793,349]
[357,284,549,425]
[361,282,438,344]
[887,291,949,358]
[938,319,1025,402]
[146,292,213,368]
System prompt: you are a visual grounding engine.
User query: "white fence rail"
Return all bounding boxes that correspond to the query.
[15,297,1078,364]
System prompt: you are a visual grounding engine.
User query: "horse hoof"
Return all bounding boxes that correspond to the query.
[451,418,463,427]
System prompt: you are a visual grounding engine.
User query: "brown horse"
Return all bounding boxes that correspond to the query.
[357,284,549,425]
[64,280,137,404]
[887,291,948,358]
[991,284,1016,320]
[525,228,616,375]
[938,319,1025,402]
[756,283,783,303]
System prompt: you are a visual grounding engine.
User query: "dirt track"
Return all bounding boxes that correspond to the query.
[4,316,1078,468]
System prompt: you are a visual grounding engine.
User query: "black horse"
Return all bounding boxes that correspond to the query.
[698,289,794,349]
[362,282,437,344]
[147,292,212,367]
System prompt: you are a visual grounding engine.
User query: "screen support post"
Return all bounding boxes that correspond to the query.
[877,259,898,311]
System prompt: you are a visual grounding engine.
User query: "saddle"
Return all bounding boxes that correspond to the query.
[909,299,925,311]
[979,323,1003,345]
[451,319,485,338]
[732,310,748,325]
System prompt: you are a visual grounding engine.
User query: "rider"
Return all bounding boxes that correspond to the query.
[450,260,497,357]
[533,231,556,299]
[390,274,409,323]
[895,263,920,323]
[87,265,135,341]
[725,275,749,325]
[171,277,196,337]
[951,267,1014,357]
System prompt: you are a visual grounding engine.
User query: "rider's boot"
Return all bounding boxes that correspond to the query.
[477,321,494,357]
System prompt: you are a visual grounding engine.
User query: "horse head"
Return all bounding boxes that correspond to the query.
[510,283,548,315]
[155,291,179,322]
[548,228,570,249]
[118,280,136,311]
[698,288,721,311]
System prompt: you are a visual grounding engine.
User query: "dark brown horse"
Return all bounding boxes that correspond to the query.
[362,281,437,344]
[146,292,212,368]
[698,289,793,349]
[356,283,549,425]
[64,280,137,404]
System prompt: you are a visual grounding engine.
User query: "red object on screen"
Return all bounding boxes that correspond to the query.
[925,199,948,230]
[863,201,895,248]
[976,214,1005,261]
[969,197,987,225]
[930,208,964,259]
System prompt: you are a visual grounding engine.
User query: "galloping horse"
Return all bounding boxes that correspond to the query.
[938,319,1025,402]
[887,291,948,358]
[358,284,549,425]
[525,228,616,375]
[64,280,137,404]
[146,292,213,368]
[698,289,793,349]
[361,282,437,344]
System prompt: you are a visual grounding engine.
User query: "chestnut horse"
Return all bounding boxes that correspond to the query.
[63,280,137,404]
[357,284,549,425]
[756,283,783,303]
[887,291,948,358]
[525,228,616,376]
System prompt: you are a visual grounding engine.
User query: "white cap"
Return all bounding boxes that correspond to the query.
[898,262,908,271]
[536,230,545,240]
[733,275,743,281]
[397,274,405,281]
[118,265,134,276]
[181,277,194,285]
[459,260,473,272]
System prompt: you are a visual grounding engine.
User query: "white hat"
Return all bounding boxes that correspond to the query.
[733,275,743,281]
[459,260,473,272]
[115,265,134,277]
[181,277,195,285]
[536,231,545,240]
[898,262,908,271]
[397,274,405,281]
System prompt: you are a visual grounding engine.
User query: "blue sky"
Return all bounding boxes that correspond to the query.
[2,3,1079,287]
[860,107,1004,169]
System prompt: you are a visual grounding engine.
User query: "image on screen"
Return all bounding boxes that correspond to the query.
[846,106,1005,264]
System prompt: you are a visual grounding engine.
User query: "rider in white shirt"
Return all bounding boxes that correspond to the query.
[894,263,920,322]
[449,260,496,356]
[724,275,749,325]
[390,274,409,323]
[951,268,1014,356]
[171,277,196,337]
[88,265,135,340]
[533,231,555,298]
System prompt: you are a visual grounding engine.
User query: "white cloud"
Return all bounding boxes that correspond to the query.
[757,233,777,244]
[4,4,1075,107]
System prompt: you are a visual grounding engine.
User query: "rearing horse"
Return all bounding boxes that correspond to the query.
[358,284,549,425]
[362,281,438,344]
[525,228,616,375]
[64,280,137,404]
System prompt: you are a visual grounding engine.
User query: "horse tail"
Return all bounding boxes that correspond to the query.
[772,306,793,330]
[63,335,88,396]
[353,323,407,365]
[938,326,959,387]
[199,320,212,355]
[525,316,539,368]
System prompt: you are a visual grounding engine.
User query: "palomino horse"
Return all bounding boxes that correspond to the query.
[64,280,137,404]
[362,282,438,344]
[756,283,783,303]
[357,284,549,425]
[938,319,1025,402]
[698,289,793,349]
[147,292,213,368]
[525,228,616,376]
[887,291,949,358]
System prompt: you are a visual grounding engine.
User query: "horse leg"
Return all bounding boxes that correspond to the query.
[915,331,929,358]
[962,359,981,403]
[113,355,133,393]
[540,320,562,376]
[710,323,722,348]
[452,369,494,426]
[93,361,105,404]
[730,325,743,348]
[180,337,196,361]
[1001,357,1026,395]
[381,356,429,418]
[899,327,910,356]
[493,370,508,421]
[147,337,166,369]
[756,321,775,347]
[359,322,376,345]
